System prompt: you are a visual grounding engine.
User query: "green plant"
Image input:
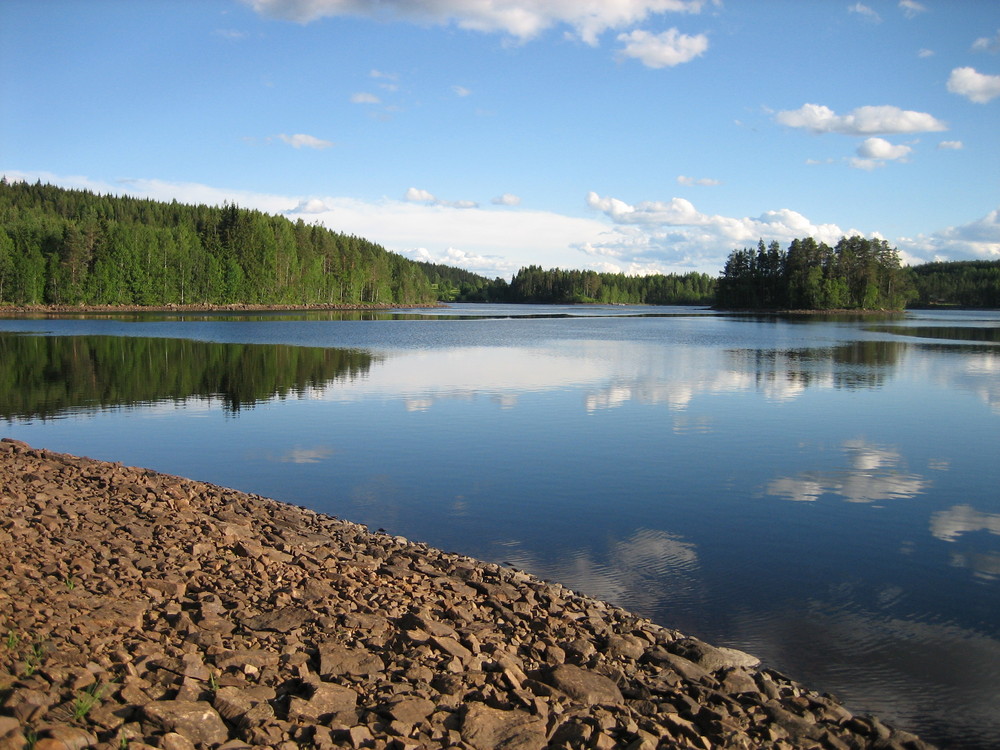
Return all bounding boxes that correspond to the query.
[208,673,219,692]
[4,630,19,650]
[22,641,45,676]
[64,575,76,590]
[72,681,106,721]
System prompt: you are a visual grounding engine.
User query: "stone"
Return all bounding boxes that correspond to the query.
[317,641,385,678]
[241,606,312,633]
[537,664,624,706]
[142,701,231,746]
[460,703,547,750]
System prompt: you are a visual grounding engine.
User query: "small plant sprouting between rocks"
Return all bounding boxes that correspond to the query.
[4,630,20,651]
[22,640,45,676]
[72,681,107,721]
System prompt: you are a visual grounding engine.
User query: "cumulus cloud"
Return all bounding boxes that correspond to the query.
[581,191,851,272]
[972,30,1000,54]
[897,207,1000,262]
[277,133,334,149]
[677,175,720,186]
[849,137,912,169]
[898,0,926,19]
[292,198,333,213]
[244,0,706,45]
[848,3,881,23]
[491,193,522,206]
[617,28,708,68]
[405,187,478,209]
[938,140,963,150]
[947,66,1000,103]
[350,92,381,104]
[775,103,947,135]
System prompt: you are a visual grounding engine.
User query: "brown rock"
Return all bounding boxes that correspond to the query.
[317,641,385,678]
[537,664,623,706]
[142,700,231,746]
[460,702,547,750]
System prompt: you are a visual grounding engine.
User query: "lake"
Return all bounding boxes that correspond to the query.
[2,304,998,749]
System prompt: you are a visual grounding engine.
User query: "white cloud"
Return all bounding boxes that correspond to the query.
[616,28,708,68]
[491,193,522,206]
[452,85,471,97]
[405,187,478,209]
[582,191,850,272]
[244,0,706,45]
[947,66,1000,103]
[677,175,720,186]
[972,30,1000,54]
[849,137,912,169]
[776,103,947,135]
[350,92,381,104]
[277,132,334,149]
[937,140,963,150]
[848,3,881,23]
[918,48,934,58]
[215,29,249,39]
[898,0,925,19]
[405,187,437,203]
[292,198,333,213]
[897,207,1000,262]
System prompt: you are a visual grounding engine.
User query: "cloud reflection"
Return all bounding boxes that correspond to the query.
[766,438,928,504]
[497,527,701,617]
[271,445,335,464]
[930,505,1000,543]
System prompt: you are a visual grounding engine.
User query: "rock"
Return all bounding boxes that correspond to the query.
[317,641,385,678]
[379,696,436,725]
[142,701,231,746]
[536,664,624,706]
[460,702,547,750]
[241,606,312,633]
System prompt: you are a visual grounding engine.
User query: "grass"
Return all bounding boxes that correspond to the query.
[72,681,107,721]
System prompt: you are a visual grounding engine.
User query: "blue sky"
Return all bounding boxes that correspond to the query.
[2,0,999,278]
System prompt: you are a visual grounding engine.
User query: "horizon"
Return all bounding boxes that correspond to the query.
[2,0,998,280]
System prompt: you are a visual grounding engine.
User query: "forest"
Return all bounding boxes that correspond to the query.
[1,181,996,309]
[716,236,914,310]
[0,179,437,306]
[907,260,1000,308]
[716,236,1000,310]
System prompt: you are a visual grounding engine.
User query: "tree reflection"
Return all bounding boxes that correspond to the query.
[0,333,377,419]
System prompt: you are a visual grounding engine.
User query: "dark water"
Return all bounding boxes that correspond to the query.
[2,305,998,749]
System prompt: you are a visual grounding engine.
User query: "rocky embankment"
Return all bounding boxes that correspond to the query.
[0,439,932,750]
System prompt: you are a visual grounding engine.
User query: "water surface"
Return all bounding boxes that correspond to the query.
[2,305,998,749]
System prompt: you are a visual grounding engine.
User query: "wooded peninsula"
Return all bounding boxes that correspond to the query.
[1,180,997,309]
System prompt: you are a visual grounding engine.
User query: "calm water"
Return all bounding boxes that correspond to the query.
[2,305,998,749]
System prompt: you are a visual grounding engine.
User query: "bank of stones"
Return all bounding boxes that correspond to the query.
[0,439,932,749]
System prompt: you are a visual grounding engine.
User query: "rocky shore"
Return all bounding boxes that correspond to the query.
[0,439,932,750]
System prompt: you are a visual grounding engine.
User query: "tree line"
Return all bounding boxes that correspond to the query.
[2,181,996,310]
[0,179,437,306]
[716,237,914,310]
[908,260,1000,308]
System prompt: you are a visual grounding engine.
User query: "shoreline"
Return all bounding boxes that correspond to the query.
[0,440,933,749]
[0,303,444,317]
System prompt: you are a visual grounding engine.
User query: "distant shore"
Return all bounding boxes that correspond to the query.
[0,302,445,316]
[0,439,934,749]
